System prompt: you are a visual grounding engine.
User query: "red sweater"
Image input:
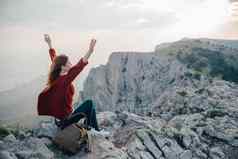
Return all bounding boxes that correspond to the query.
[37,48,88,119]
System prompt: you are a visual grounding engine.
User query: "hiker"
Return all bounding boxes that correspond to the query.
[37,34,108,136]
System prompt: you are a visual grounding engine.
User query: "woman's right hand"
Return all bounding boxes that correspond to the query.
[44,34,52,48]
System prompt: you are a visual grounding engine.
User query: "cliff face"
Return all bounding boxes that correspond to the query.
[82,51,187,114]
[81,38,238,117]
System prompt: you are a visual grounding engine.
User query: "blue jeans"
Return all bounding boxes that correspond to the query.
[59,100,99,131]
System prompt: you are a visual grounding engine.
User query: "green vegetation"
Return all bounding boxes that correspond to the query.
[177,47,238,83]
[177,90,187,97]
[0,123,33,139]
[0,126,10,138]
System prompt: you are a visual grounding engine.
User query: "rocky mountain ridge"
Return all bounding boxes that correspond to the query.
[0,38,238,159]
[81,38,238,116]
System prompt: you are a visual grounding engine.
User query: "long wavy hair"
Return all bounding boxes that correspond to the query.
[47,54,68,87]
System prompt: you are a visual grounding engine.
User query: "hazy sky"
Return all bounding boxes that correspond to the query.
[0,0,237,91]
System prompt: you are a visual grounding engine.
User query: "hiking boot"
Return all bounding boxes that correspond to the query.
[88,128,110,138]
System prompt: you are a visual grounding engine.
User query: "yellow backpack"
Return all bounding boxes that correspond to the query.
[53,123,92,154]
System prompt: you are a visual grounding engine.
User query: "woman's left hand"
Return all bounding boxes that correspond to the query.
[88,39,97,54]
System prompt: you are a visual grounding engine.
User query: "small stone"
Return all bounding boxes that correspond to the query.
[180,150,193,159]
[39,137,52,146]
[18,130,26,139]
[209,147,225,159]
[36,122,58,139]
[3,134,17,143]
[183,135,192,148]
[195,149,207,159]
[140,151,154,159]
[162,146,177,159]
[16,150,32,159]
[23,137,54,158]
[0,140,5,150]
[0,151,17,159]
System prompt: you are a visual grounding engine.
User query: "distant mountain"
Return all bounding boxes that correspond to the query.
[0,74,82,124]
[0,75,47,121]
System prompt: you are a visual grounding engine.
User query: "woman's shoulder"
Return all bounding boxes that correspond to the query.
[58,75,74,87]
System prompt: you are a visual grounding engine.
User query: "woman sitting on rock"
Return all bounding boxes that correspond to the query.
[37,34,108,136]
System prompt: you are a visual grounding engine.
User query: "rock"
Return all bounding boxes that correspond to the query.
[209,147,225,159]
[16,150,54,159]
[0,151,17,159]
[162,145,177,159]
[71,135,128,159]
[179,150,193,159]
[3,134,17,143]
[35,121,59,139]
[39,137,52,146]
[97,111,119,130]
[15,150,33,159]
[127,137,147,159]
[136,130,163,158]
[23,137,54,159]
[1,109,238,159]
[139,151,155,159]
[17,130,27,139]
[0,140,5,150]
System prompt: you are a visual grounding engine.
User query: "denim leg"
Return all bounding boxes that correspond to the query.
[87,100,99,131]
[62,100,99,130]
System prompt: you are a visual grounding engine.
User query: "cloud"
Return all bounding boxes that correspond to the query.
[231,1,238,20]
[0,0,236,37]
[0,0,178,31]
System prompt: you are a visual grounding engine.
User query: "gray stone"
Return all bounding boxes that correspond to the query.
[3,134,17,143]
[139,151,155,159]
[162,146,178,159]
[0,151,17,159]
[209,147,225,159]
[0,140,5,150]
[39,137,52,146]
[136,130,163,158]
[180,150,193,159]
[35,121,59,139]
[15,150,33,159]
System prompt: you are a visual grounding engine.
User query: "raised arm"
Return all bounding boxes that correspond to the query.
[44,34,56,62]
[64,39,97,85]
[82,39,96,63]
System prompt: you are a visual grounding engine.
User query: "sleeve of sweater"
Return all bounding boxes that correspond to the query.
[64,58,88,85]
[49,48,56,62]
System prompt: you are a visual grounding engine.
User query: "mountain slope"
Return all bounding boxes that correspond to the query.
[0,75,47,121]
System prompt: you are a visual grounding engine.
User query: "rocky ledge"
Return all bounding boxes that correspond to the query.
[0,110,237,159]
